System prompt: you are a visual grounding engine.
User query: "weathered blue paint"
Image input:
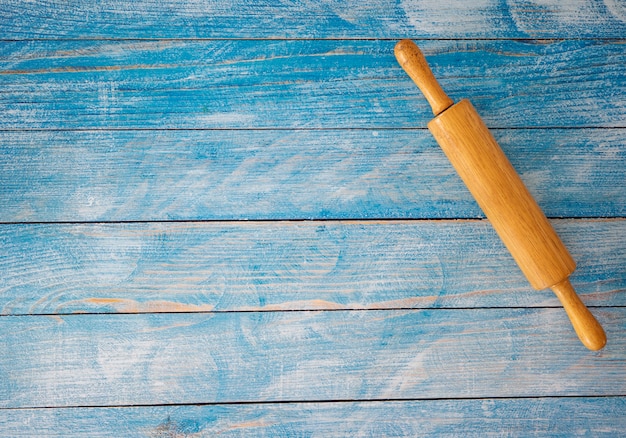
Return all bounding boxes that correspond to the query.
[0,40,624,129]
[1,0,625,434]
[1,220,624,315]
[2,0,626,39]
[1,309,624,408]
[2,398,626,437]
[1,129,624,222]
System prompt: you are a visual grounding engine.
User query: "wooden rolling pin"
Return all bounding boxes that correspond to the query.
[395,39,606,350]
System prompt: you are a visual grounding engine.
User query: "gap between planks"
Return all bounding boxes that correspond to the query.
[0,306,620,319]
[2,217,625,226]
[1,126,626,131]
[2,394,625,411]
[0,37,625,42]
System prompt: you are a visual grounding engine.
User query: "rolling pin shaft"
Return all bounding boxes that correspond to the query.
[395,39,606,350]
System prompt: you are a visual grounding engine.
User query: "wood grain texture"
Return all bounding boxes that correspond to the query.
[1,128,625,222]
[1,308,624,408]
[3,0,626,431]
[1,39,625,129]
[429,99,577,290]
[394,39,454,116]
[2,0,626,39]
[2,397,625,437]
[1,220,624,315]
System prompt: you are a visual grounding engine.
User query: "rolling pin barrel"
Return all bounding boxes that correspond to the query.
[395,39,606,350]
[428,98,575,290]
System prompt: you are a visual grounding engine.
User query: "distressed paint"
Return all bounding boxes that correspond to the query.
[1,40,625,129]
[1,220,624,315]
[0,308,624,407]
[2,398,626,437]
[1,0,626,39]
[2,0,625,433]
[1,129,625,222]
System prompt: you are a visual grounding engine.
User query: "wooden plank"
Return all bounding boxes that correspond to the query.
[2,397,625,437]
[2,128,625,223]
[1,308,624,408]
[1,39,625,129]
[1,220,624,315]
[2,0,626,39]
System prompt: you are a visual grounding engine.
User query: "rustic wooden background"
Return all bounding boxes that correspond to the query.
[1,1,625,435]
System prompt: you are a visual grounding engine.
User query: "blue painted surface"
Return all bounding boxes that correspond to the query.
[2,1,626,39]
[1,40,625,129]
[2,309,626,407]
[3,398,626,437]
[1,220,625,315]
[1,129,625,221]
[0,0,625,436]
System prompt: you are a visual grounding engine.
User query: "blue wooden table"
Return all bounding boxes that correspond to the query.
[1,1,625,436]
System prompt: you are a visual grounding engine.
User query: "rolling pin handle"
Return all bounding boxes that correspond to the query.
[394,39,454,116]
[551,279,607,351]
